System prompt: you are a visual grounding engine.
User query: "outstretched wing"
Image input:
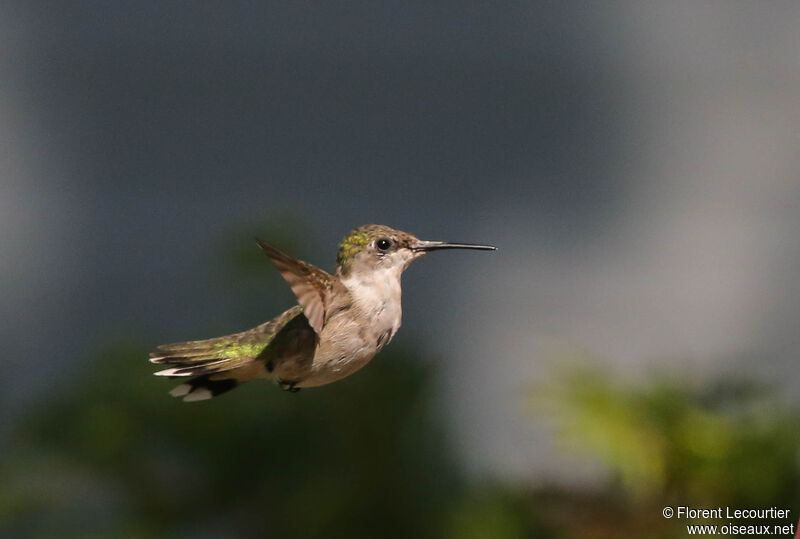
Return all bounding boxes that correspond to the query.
[256,239,333,335]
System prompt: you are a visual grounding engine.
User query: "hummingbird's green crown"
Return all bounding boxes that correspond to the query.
[336,224,414,272]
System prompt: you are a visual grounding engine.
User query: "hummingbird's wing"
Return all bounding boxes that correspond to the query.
[256,239,333,336]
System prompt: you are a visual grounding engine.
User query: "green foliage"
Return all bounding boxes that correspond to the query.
[6,351,799,539]
[6,352,799,539]
[533,366,800,537]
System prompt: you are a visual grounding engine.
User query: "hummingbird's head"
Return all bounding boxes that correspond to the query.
[336,224,496,278]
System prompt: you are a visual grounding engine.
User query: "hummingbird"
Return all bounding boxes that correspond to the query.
[150,224,496,402]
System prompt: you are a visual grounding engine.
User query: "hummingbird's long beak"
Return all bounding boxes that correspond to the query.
[411,240,497,252]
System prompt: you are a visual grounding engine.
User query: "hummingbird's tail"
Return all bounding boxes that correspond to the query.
[149,332,268,402]
[149,306,305,401]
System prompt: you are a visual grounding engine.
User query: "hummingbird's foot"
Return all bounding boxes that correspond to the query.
[278,380,301,393]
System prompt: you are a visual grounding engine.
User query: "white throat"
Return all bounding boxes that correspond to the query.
[341,266,404,338]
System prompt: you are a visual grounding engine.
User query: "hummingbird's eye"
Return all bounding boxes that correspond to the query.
[376,238,393,251]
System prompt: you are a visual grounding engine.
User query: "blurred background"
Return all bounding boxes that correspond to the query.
[2,2,800,537]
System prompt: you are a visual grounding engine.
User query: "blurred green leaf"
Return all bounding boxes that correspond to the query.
[531,364,800,538]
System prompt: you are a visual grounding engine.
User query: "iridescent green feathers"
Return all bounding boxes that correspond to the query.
[149,305,303,377]
[336,228,374,268]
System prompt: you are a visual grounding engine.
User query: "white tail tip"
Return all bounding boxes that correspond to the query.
[155,367,193,377]
[182,388,213,402]
[169,384,191,398]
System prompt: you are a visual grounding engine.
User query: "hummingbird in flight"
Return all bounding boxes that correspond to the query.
[150,224,496,401]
